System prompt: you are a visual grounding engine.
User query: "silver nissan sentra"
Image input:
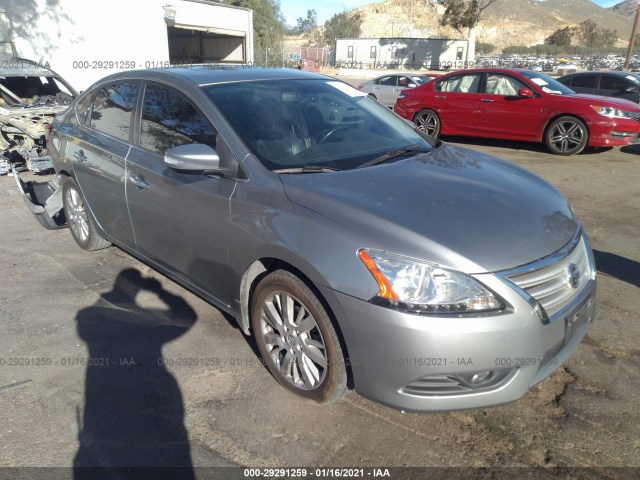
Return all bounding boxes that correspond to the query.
[37,67,595,411]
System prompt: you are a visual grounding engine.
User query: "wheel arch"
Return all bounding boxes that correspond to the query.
[541,113,590,143]
[237,256,353,385]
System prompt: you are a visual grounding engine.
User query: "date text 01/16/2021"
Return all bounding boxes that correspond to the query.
[243,468,391,477]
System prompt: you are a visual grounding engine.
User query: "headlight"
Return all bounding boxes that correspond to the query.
[357,249,504,313]
[589,105,630,119]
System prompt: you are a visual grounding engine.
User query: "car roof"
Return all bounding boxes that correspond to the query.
[441,68,535,75]
[557,70,640,81]
[90,66,331,88]
[567,70,637,77]
[561,70,639,78]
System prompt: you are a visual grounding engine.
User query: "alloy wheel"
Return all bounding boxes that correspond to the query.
[258,291,328,390]
[65,186,89,244]
[548,119,585,154]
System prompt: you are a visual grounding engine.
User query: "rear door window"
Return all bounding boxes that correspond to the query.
[435,74,482,93]
[89,82,138,142]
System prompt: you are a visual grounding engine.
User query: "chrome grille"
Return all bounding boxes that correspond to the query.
[505,235,591,318]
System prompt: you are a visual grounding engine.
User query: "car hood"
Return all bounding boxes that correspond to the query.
[280,143,579,273]
[565,93,640,110]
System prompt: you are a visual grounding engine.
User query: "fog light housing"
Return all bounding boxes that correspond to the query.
[471,370,492,384]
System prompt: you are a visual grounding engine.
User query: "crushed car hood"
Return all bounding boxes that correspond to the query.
[280,143,579,273]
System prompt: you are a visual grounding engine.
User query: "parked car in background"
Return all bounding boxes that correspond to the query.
[0,58,77,175]
[357,73,439,108]
[15,67,596,412]
[394,68,640,155]
[557,71,640,104]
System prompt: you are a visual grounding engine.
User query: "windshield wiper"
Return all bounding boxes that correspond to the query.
[274,165,341,174]
[356,145,431,169]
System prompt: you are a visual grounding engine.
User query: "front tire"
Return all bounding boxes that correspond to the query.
[413,109,441,138]
[544,116,588,156]
[62,177,111,251]
[251,270,347,404]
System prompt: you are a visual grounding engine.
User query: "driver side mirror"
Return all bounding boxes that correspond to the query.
[518,88,534,98]
[164,143,221,174]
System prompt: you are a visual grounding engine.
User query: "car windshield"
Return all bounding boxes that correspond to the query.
[203,79,434,171]
[519,71,575,95]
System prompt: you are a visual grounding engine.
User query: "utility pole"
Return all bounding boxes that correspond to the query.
[624,1,640,70]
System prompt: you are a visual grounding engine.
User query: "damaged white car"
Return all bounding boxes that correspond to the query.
[0,58,77,175]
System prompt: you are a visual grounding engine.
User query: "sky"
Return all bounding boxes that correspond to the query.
[279,0,625,27]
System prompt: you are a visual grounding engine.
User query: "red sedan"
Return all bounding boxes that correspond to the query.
[394,68,640,155]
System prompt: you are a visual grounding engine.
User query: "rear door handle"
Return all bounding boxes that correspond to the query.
[73,150,87,162]
[435,95,446,99]
[128,173,150,189]
[480,98,495,102]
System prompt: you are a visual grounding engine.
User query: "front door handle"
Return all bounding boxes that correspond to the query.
[480,98,495,102]
[435,95,446,99]
[73,150,87,162]
[128,173,150,189]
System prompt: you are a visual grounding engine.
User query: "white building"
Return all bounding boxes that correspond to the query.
[0,0,254,90]
[335,38,470,71]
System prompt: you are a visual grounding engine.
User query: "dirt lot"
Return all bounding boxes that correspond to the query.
[1,133,639,478]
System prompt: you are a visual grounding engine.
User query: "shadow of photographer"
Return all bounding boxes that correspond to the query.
[73,268,197,479]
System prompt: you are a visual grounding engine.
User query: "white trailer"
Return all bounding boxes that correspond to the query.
[0,0,254,90]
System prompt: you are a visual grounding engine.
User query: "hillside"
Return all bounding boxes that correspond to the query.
[346,0,633,48]
[610,0,639,17]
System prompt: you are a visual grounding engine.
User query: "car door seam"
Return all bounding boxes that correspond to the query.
[123,145,137,247]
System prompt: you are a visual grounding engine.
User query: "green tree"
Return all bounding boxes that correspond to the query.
[323,12,362,49]
[544,26,573,48]
[296,9,317,34]
[475,42,495,54]
[578,20,618,49]
[438,0,501,64]
[221,0,285,64]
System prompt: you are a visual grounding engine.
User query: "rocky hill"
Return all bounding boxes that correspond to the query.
[349,0,633,48]
[610,0,639,17]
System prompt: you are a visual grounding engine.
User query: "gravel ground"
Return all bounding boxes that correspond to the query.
[0,130,638,478]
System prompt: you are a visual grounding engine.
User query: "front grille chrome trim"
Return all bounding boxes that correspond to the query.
[497,229,595,325]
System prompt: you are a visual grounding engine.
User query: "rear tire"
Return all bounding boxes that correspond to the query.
[62,177,111,251]
[413,109,441,138]
[251,270,347,404]
[544,116,588,156]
